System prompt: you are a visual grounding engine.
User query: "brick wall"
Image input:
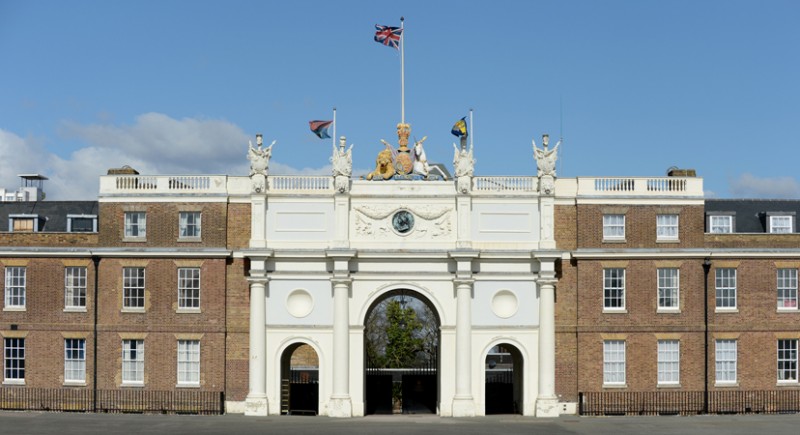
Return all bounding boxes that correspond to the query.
[98,202,228,248]
[0,232,97,247]
[577,204,705,249]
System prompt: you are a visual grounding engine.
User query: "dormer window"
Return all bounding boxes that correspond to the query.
[708,214,734,233]
[8,214,38,232]
[67,215,97,233]
[768,213,795,234]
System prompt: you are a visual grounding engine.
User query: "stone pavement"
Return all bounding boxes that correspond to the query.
[1,412,799,435]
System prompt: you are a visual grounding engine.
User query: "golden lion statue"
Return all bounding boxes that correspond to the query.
[366,148,396,180]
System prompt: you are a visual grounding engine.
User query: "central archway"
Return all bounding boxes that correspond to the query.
[363,289,440,415]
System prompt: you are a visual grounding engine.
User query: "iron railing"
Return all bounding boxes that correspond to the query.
[0,387,224,415]
[580,390,800,416]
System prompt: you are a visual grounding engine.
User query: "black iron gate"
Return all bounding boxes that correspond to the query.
[281,368,318,415]
[485,369,515,414]
[365,357,437,415]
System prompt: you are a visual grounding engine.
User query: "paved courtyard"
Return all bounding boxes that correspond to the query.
[1,412,799,435]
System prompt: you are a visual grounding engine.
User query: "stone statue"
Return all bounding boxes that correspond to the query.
[412,136,430,176]
[331,136,353,193]
[248,134,274,177]
[453,142,475,194]
[532,134,560,177]
[453,143,475,178]
[331,136,353,177]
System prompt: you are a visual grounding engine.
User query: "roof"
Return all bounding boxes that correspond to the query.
[706,199,800,233]
[0,201,98,232]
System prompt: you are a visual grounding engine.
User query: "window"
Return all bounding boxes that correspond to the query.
[65,267,87,309]
[715,339,737,384]
[657,268,680,311]
[603,268,625,310]
[9,215,38,233]
[603,214,625,240]
[603,340,626,385]
[4,338,25,383]
[122,339,144,385]
[769,215,793,234]
[657,214,679,240]
[777,339,798,382]
[4,267,26,309]
[178,268,200,310]
[715,268,737,310]
[64,338,86,383]
[777,269,798,309]
[124,212,146,238]
[179,212,201,239]
[67,215,97,233]
[709,215,733,233]
[123,267,145,310]
[177,340,200,386]
[657,340,680,385]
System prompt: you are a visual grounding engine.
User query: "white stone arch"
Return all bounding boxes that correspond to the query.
[357,282,448,326]
[480,337,531,415]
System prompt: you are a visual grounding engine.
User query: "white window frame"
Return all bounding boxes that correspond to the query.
[768,214,794,234]
[777,268,798,310]
[4,266,26,310]
[3,337,25,384]
[177,340,200,386]
[603,268,626,311]
[657,340,680,385]
[777,339,798,383]
[64,338,86,384]
[122,267,145,311]
[715,268,737,311]
[124,212,147,239]
[8,214,38,233]
[715,339,737,385]
[179,211,202,239]
[657,268,680,312]
[709,215,733,233]
[656,214,679,240]
[603,340,626,386]
[603,214,625,240]
[64,267,87,311]
[122,339,144,385]
[67,214,97,233]
[177,268,200,311]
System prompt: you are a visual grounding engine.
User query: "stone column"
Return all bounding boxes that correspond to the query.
[245,267,269,416]
[329,277,353,417]
[535,257,559,417]
[452,278,476,416]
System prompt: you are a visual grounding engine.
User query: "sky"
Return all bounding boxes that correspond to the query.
[1,0,799,200]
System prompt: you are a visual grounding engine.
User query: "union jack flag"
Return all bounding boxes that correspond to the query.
[374,24,403,49]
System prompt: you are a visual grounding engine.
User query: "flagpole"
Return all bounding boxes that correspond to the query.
[400,16,405,124]
[469,108,474,149]
[333,107,337,148]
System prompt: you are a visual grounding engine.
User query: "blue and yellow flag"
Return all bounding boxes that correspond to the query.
[451,117,468,137]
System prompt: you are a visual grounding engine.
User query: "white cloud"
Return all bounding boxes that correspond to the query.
[1,114,334,200]
[729,173,800,199]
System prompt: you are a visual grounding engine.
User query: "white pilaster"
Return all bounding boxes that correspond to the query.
[327,250,356,417]
[449,251,479,416]
[535,257,559,417]
[456,193,472,249]
[539,194,556,250]
[245,260,269,416]
[250,193,267,248]
[332,193,350,249]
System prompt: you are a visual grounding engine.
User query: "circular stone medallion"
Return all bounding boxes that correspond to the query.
[491,290,519,319]
[286,289,314,318]
[392,210,415,234]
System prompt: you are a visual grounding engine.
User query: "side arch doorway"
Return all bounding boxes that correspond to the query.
[280,343,319,416]
[364,289,440,415]
[485,344,523,415]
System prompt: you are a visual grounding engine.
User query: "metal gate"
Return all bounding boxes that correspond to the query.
[281,368,318,415]
[365,356,437,414]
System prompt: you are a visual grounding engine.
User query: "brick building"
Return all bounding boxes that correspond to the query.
[1,139,799,417]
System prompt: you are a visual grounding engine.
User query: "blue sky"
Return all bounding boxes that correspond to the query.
[1,1,798,200]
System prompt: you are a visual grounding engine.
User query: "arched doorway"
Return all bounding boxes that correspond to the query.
[280,343,319,415]
[485,343,523,415]
[364,289,440,415]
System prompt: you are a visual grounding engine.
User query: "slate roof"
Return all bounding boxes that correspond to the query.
[705,199,800,233]
[0,201,98,232]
